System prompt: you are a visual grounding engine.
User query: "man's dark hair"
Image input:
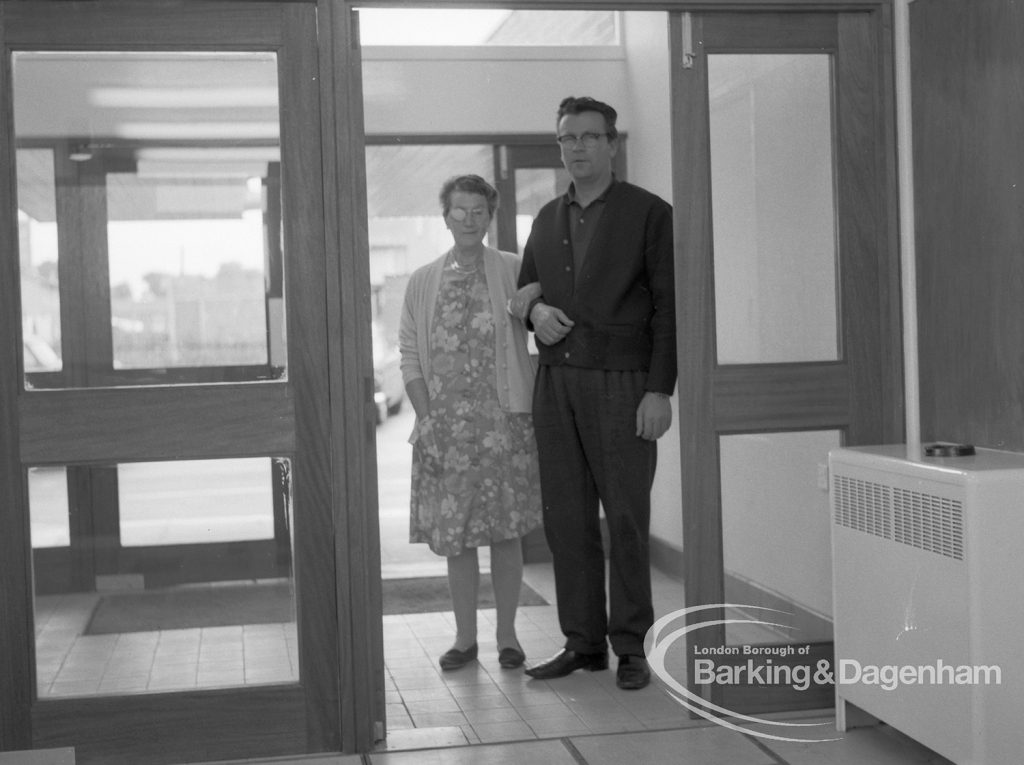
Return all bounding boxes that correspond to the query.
[438,174,499,217]
[557,96,619,140]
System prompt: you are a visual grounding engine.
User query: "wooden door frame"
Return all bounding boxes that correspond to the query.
[671,6,902,712]
[304,0,903,738]
[316,0,385,752]
[0,1,384,759]
[334,0,897,729]
[315,0,901,741]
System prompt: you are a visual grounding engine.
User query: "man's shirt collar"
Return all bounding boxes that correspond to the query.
[565,175,617,206]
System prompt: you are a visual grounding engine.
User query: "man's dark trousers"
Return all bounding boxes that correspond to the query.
[532,364,656,658]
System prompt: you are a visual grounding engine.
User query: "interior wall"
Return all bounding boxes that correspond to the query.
[361,49,631,135]
[619,13,681,554]
[911,0,1024,451]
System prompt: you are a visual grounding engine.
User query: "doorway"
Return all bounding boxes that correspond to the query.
[357,0,900,740]
[357,7,677,744]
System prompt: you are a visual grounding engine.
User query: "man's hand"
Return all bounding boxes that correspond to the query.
[508,282,543,321]
[636,392,672,440]
[529,302,575,346]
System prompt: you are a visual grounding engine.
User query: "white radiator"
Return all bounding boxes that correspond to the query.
[829,444,1024,764]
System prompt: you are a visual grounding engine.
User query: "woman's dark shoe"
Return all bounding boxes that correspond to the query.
[439,643,478,671]
[498,646,526,669]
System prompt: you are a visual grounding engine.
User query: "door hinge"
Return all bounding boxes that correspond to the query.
[681,13,695,70]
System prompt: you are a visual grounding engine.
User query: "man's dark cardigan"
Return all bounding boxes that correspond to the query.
[518,180,677,394]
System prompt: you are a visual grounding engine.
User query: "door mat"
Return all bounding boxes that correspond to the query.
[84,576,548,634]
[381,575,548,615]
[84,581,295,635]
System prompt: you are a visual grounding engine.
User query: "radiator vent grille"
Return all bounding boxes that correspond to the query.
[833,476,892,539]
[832,475,964,561]
[893,489,965,560]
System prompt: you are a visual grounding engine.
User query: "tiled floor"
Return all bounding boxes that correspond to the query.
[383,607,683,742]
[34,588,298,697]
[374,722,953,765]
[200,716,955,765]
[365,562,953,765]
[30,563,954,765]
[380,562,691,744]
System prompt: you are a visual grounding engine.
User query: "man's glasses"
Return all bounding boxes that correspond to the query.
[449,207,488,222]
[556,132,609,150]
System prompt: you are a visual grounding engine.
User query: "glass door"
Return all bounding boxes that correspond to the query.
[672,11,901,714]
[1,3,347,762]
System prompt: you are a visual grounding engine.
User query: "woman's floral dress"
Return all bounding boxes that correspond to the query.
[410,261,542,557]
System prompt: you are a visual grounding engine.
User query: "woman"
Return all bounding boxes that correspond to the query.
[399,174,542,671]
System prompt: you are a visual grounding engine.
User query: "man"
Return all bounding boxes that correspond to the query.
[517,96,676,690]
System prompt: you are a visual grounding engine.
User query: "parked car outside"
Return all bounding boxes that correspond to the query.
[372,323,404,424]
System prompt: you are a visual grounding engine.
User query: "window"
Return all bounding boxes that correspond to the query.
[357,9,620,46]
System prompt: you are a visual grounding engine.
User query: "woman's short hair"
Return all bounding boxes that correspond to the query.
[557,95,619,141]
[439,174,499,218]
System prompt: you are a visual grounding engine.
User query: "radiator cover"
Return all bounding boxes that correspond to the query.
[829,444,1024,764]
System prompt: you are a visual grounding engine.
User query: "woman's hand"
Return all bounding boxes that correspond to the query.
[414,414,442,460]
[508,282,543,321]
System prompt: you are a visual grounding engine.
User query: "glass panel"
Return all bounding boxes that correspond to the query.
[29,467,70,548]
[358,9,619,46]
[118,458,274,546]
[514,167,571,254]
[709,55,838,364]
[32,458,296,698]
[107,171,273,370]
[719,430,839,646]
[18,149,63,382]
[13,51,285,387]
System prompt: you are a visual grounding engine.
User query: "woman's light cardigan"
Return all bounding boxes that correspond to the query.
[399,247,537,414]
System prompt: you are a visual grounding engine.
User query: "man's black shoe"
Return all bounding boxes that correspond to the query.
[524,649,608,679]
[616,655,651,690]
